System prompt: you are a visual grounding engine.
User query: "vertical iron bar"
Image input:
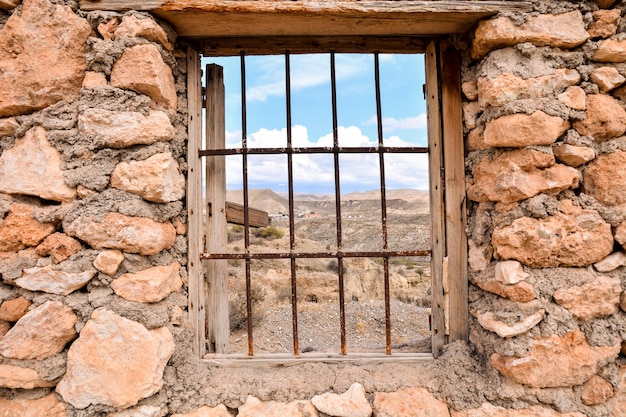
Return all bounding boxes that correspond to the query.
[331,52,347,355]
[285,51,300,356]
[240,52,254,357]
[374,52,392,355]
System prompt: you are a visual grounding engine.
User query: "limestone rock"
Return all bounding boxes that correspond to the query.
[0,0,90,117]
[553,144,595,167]
[82,71,108,88]
[471,275,536,303]
[554,276,621,320]
[462,80,478,101]
[450,403,585,417]
[111,152,185,203]
[79,109,175,149]
[15,264,96,296]
[594,38,626,62]
[0,296,30,322]
[0,203,54,252]
[463,101,482,130]
[0,127,77,202]
[495,261,528,285]
[110,44,177,110]
[64,213,176,256]
[475,310,545,338]
[373,387,450,417]
[98,17,118,41]
[617,222,626,249]
[0,117,19,136]
[490,330,620,388]
[0,364,54,389]
[115,15,174,51]
[109,406,162,417]
[591,66,625,92]
[483,111,569,148]
[466,128,487,151]
[35,233,82,264]
[557,86,586,110]
[468,241,492,272]
[111,262,182,303]
[594,251,626,272]
[468,149,579,204]
[492,205,613,268]
[93,249,125,275]
[477,69,580,108]
[581,375,614,406]
[0,300,77,360]
[610,365,626,417]
[311,382,372,417]
[238,396,319,417]
[0,393,67,417]
[56,308,175,409]
[472,11,588,59]
[171,405,232,417]
[574,94,626,140]
[583,150,626,207]
[588,9,621,38]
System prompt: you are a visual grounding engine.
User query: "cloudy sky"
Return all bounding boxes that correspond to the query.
[201,53,428,194]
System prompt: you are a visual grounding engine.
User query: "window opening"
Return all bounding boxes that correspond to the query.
[200,50,435,359]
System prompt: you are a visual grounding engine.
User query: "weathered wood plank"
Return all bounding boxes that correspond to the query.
[203,352,433,367]
[205,64,230,354]
[439,42,468,342]
[225,202,270,228]
[186,46,206,358]
[425,40,445,358]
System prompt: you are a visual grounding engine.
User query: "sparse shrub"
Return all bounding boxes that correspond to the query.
[229,284,266,331]
[228,225,245,243]
[253,226,284,240]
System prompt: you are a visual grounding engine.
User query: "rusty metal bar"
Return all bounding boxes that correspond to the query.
[201,249,431,260]
[199,146,428,157]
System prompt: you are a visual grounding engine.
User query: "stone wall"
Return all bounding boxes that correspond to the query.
[0,0,625,416]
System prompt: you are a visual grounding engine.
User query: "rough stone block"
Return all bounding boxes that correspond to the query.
[0,203,55,252]
[93,249,125,276]
[0,296,30,322]
[374,387,450,417]
[590,66,625,92]
[311,382,372,417]
[15,264,96,296]
[238,396,318,417]
[0,364,54,389]
[553,144,595,167]
[594,38,626,62]
[583,150,626,207]
[484,111,569,148]
[115,15,174,51]
[35,232,82,264]
[111,262,182,303]
[554,276,621,320]
[588,9,621,38]
[581,375,614,406]
[0,393,67,417]
[474,309,545,338]
[557,86,586,110]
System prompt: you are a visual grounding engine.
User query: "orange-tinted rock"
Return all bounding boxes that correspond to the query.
[588,10,621,38]
[484,111,569,148]
[0,296,30,322]
[56,308,175,409]
[0,0,90,117]
[553,144,595,167]
[82,71,108,88]
[462,80,478,101]
[471,11,589,59]
[0,203,54,252]
[98,17,118,41]
[171,405,231,417]
[466,128,487,151]
[616,221,626,250]
[471,275,536,303]
[0,393,67,417]
[583,150,626,207]
[492,206,613,268]
[474,310,545,338]
[108,405,162,417]
[311,382,372,417]
[15,264,95,296]
[0,127,77,202]
[590,66,625,92]
[610,365,626,417]
[0,364,54,389]
[468,241,492,272]
[0,117,19,136]
[451,403,585,417]
[491,330,620,388]
[554,276,621,320]
[110,44,177,110]
[594,251,626,272]
[374,387,450,417]
[111,262,182,303]
[238,396,318,417]
[463,101,482,130]
[581,375,614,406]
[594,38,626,62]
[115,15,174,51]
[64,213,176,256]
[558,86,586,110]
[93,249,125,276]
[35,232,82,264]
[574,94,626,140]
[0,300,77,360]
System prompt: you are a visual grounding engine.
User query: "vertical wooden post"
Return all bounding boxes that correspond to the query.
[186,46,207,357]
[205,64,229,353]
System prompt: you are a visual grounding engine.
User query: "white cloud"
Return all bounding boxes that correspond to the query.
[365,114,427,132]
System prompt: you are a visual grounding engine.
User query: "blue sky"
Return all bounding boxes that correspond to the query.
[201,53,428,194]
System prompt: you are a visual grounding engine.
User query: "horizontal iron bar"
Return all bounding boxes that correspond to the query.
[201,249,431,260]
[199,146,429,157]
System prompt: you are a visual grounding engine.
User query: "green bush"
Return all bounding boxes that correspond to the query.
[253,226,284,240]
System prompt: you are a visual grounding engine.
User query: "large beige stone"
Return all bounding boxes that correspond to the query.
[588,9,621,39]
[109,406,162,417]
[0,364,54,389]
[557,86,586,110]
[78,109,175,149]
[64,213,176,256]
[35,232,82,264]
[594,251,626,272]
[581,375,614,406]
[583,150,626,207]
[553,144,595,167]
[471,11,588,59]
[0,393,67,417]
[0,0,90,117]
[474,309,545,338]
[374,387,450,417]
[491,330,620,388]
[111,152,185,203]
[238,396,319,417]
[471,275,536,303]
[483,111,569,148]
[0,203,54,252]
[0,127,77,202]
[590,66,625,92]
[554,276,621,320]
[15,264,96,296]
[0,296,30,322]
[594,38,626,62]
[311,382,372,417]
[110,44,177,110]
[477,69,580,108]
[573,94,626,140]
[0,117,19,136]
[468,149,579,204]
[492,205,613,268]
[610,365,626,417]
[56,308,175,410]
[0,300,77,360]
[93,249,125,276]
[171,405,231,417]
[494,261,528,285]
[111,262,182,303]
[451,403,585,417]
[115,15,174,51]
